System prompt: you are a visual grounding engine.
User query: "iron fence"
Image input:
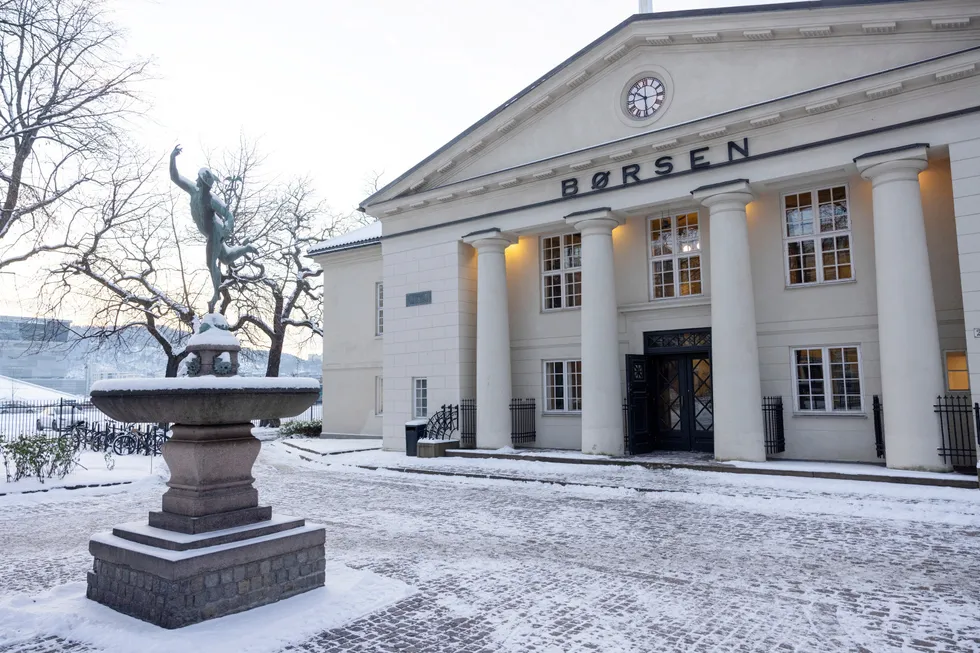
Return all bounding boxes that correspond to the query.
[762,396,785,455]
[622,397,630,456]
[460,399,476,448]
[872,395,885,459]
[934,394,978,472]
[510,398,536,445]
[424,404,459,440]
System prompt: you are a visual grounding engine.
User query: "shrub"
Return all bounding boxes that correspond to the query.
[1,434,80,483]
[278,420,322,438]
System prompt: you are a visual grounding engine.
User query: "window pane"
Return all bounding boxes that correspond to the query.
[795,348,824,410]
[545,362,565,411]
[676,212,700,253]
[568,360,582,411]
[565,271,582,308]
[678,256,702,296]
[828,347,861,411]
[652,259,674,299]
[946,351,969,391]
[821,235,852,282]
[544,274,562,310]
[563,233,582,269]
[650,218,673,257]
[542,236,561,272]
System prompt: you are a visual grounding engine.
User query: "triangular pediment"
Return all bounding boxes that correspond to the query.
[362,0,980,211]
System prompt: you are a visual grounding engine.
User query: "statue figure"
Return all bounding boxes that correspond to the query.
[170,145,257,313]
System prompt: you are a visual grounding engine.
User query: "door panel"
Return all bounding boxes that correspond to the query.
[690,357,714,452]
[625,355,654,454]
[653,355,690,450]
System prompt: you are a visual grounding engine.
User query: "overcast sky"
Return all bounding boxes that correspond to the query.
[2,0,790,326]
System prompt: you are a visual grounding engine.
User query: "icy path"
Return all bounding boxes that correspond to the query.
[2,443,980,652]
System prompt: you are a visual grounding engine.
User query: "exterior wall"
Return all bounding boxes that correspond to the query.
[381,233,474,451]
[317,247,383,437]
[950,136,980,463]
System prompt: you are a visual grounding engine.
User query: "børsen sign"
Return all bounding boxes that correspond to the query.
[559,138,750,198]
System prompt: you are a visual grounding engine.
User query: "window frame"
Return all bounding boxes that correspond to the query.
[542,359,583,414]
[790,345,865,414]
[412,377,427,419]
[647,211,703,301]
[781,184,855,288]
[540,233,582,312]
[944,350,970,392]
[374,375,384,415]
[375,282,384,336]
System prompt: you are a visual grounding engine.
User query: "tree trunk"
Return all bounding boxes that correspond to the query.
[165,356,181,378]
[260,329,285,427]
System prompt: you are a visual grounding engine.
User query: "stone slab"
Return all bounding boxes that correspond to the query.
[114,515,305,551]
[148,505,272,534]
[89,523,325,581]
[417,440,460,458]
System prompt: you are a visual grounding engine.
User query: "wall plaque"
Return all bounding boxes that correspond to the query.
[406,291,432,307]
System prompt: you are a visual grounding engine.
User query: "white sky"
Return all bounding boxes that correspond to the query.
[2,0,791,331]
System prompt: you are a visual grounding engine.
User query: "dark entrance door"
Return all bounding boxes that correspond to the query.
[651,354,713,452]
[623,329,713,454]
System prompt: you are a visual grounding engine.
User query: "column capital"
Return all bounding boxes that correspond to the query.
[855,143,928,182]
[564,207,624,234]
[461,227,518,251]
[691,179,753,209]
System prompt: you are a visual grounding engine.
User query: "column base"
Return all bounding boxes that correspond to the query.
[87,516,325,629]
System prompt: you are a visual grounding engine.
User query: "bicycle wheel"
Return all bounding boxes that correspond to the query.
[112,434,137,456]
[151,432,167,455]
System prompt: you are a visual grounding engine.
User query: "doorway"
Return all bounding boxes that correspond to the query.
[625,329,713,454]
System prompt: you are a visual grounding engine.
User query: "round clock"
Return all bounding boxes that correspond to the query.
[626,77,666,119]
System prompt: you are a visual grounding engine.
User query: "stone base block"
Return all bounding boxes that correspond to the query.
[148,505,272,534]
[87,519,325,629]
[417,439,459,458]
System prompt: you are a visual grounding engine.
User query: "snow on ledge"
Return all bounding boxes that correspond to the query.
[91,376,321,393]
[0,562,414,653]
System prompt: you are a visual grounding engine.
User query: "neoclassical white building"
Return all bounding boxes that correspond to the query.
[312,0,980,471]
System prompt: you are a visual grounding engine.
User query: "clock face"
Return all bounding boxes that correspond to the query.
[626,77,666,119]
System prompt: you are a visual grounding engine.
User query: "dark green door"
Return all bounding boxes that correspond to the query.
[653,354,713,452]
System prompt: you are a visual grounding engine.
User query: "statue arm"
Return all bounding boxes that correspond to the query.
[169,146,194,194]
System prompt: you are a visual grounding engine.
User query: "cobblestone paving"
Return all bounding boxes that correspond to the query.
[2,446,980,652]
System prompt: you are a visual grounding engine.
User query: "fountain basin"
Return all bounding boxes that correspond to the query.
[90,377,320,425]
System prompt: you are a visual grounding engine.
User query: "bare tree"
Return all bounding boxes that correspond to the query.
[42,154,200,377]
[0,0,148,271]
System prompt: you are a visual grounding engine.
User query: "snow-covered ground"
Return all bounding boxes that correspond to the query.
[1,442,979,652]
[280,437,381,455]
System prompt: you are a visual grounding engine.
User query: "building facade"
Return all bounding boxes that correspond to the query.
[313,0,980,470]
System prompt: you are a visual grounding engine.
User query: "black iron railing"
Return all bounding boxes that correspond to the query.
[424,404,459,440]
[622,397,630,456]
[762,396,785,455]
[934,395,978,472]
[510,398,536,445]
[460,399,476,448]
[872,395,885,459]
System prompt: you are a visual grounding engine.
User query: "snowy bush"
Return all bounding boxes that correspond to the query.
[278,420,322,438]
[1,434,80,483]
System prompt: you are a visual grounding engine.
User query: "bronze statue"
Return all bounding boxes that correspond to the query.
[170,145,256,313]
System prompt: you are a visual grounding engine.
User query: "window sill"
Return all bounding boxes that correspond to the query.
[791,411,867,419]
[541,307,582,315]
[620,296,711,313]
[784,278,857,291]
[541,411,582,417]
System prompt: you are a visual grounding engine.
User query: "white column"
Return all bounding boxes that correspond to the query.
[566,208,625,455]
[856,144,948,471]
[692,180,766,462]
[462,228,518,449]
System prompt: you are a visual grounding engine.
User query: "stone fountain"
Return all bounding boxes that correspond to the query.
[83,147,325,629]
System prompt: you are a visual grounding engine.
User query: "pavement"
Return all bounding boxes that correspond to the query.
[2,441,980,652]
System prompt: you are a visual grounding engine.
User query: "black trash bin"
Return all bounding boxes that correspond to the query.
[405,419,427,456]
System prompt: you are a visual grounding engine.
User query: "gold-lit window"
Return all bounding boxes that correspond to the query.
[945,351,969,391]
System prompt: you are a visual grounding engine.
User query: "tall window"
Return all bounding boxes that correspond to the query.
[945,351,969,391]
[413,377,427,418]
[375,376,384,415]
[375,282,384,336]
[544,360,582,412]
[541,234,582,311]
[793,346,863,412]
[648,211,701,300]
[784,185,852,286]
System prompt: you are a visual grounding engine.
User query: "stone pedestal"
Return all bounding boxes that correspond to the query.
[87,378,324,629]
